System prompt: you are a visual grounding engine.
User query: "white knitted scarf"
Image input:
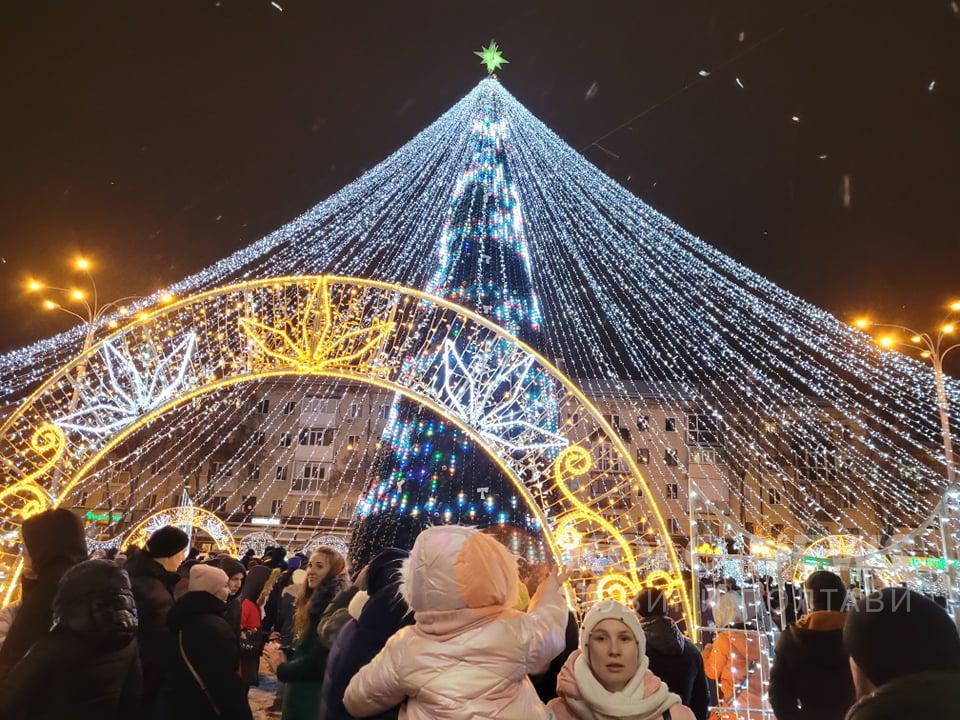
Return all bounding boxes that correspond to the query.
[566,651,680,720]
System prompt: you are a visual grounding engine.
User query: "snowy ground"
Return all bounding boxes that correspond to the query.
[249,663,282,720]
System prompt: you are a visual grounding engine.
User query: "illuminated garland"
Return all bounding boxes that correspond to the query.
[0,276,687,626]
[0,75,954,615]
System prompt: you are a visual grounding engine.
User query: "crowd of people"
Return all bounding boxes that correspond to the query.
[0,507,958,719]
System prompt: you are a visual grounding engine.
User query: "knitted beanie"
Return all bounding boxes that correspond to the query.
[145,525,190,559]
[579,599,646,658]
[844,587,960,686]
[189,563,229,602]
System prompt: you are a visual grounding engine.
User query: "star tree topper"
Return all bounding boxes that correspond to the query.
[475,40,508,75]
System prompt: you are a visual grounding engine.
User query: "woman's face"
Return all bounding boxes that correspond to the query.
[227,572,244,596]
[587,618,640,692]
[305,552,330,589]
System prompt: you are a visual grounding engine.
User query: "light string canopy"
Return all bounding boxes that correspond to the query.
[0,71,954,608]
[0,275,693,630]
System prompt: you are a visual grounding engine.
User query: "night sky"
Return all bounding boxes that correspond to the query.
[1,1,958,372]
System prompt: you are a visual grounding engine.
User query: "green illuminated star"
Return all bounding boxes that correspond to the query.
[475,40,508,75]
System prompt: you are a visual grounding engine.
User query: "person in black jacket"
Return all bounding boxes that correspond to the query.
[263,547,348,720]
[212,556,246,640]
[0,559,142,720]
[163,564,253,720]
[843,587,960,719]
[127,525,189,716]
[319,548,412,720]
[635,587,709,720]
[0,508,88,679]
[769,571,854,720]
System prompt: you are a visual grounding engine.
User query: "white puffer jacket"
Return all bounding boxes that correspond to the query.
[344,525,567,719]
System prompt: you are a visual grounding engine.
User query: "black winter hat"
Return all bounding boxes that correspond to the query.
[22,508,88,572]
[635,587,669,617]
[144,525,190,559]
[844,587,960,686]
[213,556,246,580]
[54,559,137,649]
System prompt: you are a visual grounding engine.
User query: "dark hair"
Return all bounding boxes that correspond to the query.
[804,571,848,612]
[635,587,669,617]
[844,587,960,686]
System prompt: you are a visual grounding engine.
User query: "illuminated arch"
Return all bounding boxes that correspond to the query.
[239,531,278,558]
[0,275,692,632]
[121,504,238,557]
[793,534,899,587]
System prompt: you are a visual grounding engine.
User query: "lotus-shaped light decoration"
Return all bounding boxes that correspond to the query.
[239,277,393,374]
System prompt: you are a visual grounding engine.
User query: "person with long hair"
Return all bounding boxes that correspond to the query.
[264,547,347,720]
[702,592,767,720]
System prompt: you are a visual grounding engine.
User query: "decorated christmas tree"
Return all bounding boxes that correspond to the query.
[351,44,556,565]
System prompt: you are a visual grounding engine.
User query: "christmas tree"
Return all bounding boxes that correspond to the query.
[351,60,556,565]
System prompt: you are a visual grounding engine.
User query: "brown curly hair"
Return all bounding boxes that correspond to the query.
[293,547,346,641]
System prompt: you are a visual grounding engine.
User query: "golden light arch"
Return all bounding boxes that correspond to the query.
[0,275,693,632]
[792,534,899,587]
[120,505,238,557]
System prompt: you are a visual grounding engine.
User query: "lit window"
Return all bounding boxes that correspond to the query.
[686,413,722,445]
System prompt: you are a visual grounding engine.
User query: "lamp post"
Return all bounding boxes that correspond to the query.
[25,257,174,495]
[855,301,959,613]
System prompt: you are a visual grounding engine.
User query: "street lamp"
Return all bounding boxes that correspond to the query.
[855,303,959,484]
[24,256,175,493]
[26,257,161,354]
[855,301,960,613]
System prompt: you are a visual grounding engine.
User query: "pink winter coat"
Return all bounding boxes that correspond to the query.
[548,650,697,720]
[343,525,567,719]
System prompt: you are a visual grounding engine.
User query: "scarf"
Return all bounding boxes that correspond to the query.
[566,650,681,720]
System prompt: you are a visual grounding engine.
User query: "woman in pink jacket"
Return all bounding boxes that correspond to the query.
[344,524,568,719]
[548,599,696,720]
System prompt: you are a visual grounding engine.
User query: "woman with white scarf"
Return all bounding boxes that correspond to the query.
[549,600,696,720]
